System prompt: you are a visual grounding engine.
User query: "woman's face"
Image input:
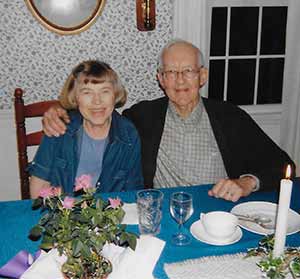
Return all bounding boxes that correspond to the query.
[75,77,115,131]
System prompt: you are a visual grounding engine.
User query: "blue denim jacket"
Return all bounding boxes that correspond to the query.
[28,110,144,194]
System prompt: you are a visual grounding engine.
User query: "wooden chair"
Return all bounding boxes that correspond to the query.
[14,88,58,199]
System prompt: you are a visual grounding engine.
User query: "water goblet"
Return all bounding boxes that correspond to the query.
[170,191,194,246]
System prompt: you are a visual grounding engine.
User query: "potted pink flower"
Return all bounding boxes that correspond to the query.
[30,174,137,279]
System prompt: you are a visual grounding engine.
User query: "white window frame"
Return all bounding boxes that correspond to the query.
[173,0,288,105]
[207,0,288,115]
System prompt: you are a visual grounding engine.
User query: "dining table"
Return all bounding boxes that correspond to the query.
[1,178,300,279]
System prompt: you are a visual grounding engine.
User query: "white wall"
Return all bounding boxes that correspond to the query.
[0,110,41,201]
[243,105,282,147]
[1,110,20,200]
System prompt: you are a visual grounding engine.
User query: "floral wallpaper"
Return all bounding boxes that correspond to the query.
[0,1,172,110]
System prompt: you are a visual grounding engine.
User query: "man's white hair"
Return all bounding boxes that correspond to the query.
[158,38,205,70]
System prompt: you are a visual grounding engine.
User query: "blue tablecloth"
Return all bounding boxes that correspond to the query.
[1,179,300,279]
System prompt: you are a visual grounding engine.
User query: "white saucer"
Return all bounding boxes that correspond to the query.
[231,201,300,235]
[190,220,243,246]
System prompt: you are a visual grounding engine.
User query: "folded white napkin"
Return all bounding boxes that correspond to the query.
[102,235,165,279]
[122,203,138,224]
[20,236,164,279]
[21,249,66,279]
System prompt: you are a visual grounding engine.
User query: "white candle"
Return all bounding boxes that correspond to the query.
[273,165,293,258]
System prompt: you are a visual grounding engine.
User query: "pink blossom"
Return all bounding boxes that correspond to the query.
[62,196,76,209]
[39,186,62,198]
[108,198,122,209]
[51,187,62,196]
[74,174,92,191]
[39,187,54,198]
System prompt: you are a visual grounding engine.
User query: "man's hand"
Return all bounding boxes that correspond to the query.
[42,104,70,137]
[208,176,256,202]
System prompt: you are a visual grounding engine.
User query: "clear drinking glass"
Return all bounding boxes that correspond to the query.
[170,191,194,246]
[137,189,164,235]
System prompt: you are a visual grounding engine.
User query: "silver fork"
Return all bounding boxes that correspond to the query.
[233,213,274,230]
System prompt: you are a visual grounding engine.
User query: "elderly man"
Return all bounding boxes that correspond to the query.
[42,39,295,202]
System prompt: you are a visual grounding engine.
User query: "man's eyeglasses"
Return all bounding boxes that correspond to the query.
[161,68,200,80]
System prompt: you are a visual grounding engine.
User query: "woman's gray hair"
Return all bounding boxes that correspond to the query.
[158,38,205,70]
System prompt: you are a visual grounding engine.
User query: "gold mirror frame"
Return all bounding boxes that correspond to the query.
[25,0,106,35]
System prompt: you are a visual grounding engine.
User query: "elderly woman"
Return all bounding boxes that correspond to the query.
[29,60,143,198]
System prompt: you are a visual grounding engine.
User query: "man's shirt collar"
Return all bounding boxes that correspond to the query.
[168,98,204,129]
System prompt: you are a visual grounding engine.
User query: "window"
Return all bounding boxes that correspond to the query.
[207,2,288,106]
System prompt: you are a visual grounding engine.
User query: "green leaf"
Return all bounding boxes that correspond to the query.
[245,248,259,258]
[29,225,43,239]
[290,257,300,277]
[119,232,127,244]
[80,243,91,258]
[71,230,80,239]
[106,213,120,225]
[92,215,102,226]
[41,234,53,244]
[96,199,105,210]
[93,240,104,254]
[127,234,137,250]
[39,213,51,226]
[72,239,83,257]
[115,208,125,222]
[32,198,43,209]
[72,213,89,224]
[40,242,53,250]
[118,232,138,250]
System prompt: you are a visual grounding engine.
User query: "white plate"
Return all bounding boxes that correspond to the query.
[190,220,243,246]
[231,201,300,235]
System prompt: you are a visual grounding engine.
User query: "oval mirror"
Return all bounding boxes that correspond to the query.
[25,0,106,35]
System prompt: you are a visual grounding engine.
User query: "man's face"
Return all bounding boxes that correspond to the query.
[158,43,207,117]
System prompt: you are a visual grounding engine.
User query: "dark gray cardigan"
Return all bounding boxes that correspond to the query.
[123,96,295,190]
